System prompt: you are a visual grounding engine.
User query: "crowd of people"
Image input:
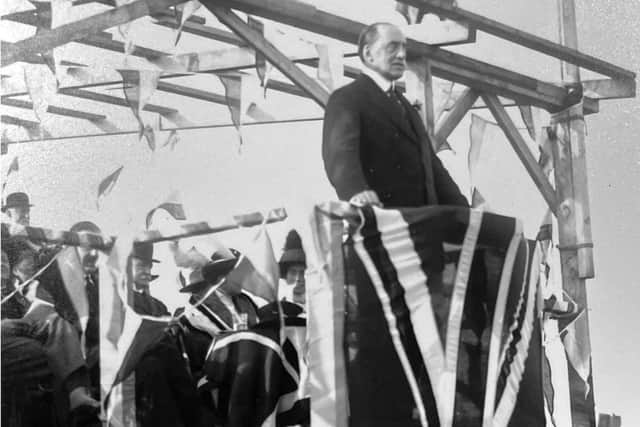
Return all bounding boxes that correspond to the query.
[2,20,474,426]
[1,191,309,427]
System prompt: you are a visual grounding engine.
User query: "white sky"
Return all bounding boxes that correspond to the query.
[1,0,639,423]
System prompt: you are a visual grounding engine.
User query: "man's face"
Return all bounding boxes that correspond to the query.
[364,25,407,81]
[285,264,306,287]
[77,246,99,274]
[13,254,36,283]
[131,257,153,289]
[6,206,30,226]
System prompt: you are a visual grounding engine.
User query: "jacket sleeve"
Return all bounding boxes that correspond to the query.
[322,91,369,201]
[431,147,469,207]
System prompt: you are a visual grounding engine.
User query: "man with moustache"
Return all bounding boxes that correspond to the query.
[322,23,467,208]
[322,22,469,426]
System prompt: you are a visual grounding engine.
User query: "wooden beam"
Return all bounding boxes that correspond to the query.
[1,0,188,66]
[151,9,207,25]
[1,115,41,129]
[2,98,107,121]
[0,115,52,139]
[81,34,166,59]
[2,10,116,44]
[402,0,635,82]
[205,5,329,107]
[206,0,596,113]
[57,88,179,116]
[434,87,478,143]
[557,0,595,281]
[153,16,246,46]
[582,78,636,100]
[482,93,558,213]
[157,81,228,104]
[265,79,307,97]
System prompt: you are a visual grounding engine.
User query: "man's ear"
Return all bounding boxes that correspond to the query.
[362,45,372,64]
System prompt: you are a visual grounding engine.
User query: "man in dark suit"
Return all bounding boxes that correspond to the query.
[323,22,469,426]
[129,242,170,317]
[322,23,467,208]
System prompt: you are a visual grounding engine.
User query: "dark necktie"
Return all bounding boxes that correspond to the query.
[387,86,409,120]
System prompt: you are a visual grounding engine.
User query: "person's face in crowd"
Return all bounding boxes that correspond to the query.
[6,206,30,226]
[364,24,407,81]
[285,264,306,287]
[286,264,306,304]
[77,246,99,274]
[12,252,36,283]
[131,257,153,290]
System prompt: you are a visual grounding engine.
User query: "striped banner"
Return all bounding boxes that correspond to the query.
[311,202,541,426]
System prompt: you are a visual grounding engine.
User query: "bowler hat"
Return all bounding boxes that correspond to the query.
[179,257,238,294]
[131,241,160,263]
[2,192,33,212]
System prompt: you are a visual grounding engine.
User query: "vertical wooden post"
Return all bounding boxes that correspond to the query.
[553,1,596,426]
[557,0,594,278]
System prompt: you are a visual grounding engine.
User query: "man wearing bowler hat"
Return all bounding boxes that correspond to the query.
[2,191,32,227]
[129,241,170,317]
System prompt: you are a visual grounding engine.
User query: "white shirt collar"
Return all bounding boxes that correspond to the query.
[361,66,394,93]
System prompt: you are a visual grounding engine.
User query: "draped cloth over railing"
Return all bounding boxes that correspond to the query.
[310,202,544,427]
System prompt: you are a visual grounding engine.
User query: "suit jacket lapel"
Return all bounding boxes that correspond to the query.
[359,75,419,143]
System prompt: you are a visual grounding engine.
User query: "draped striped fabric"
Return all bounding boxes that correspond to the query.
[99,236,170,426]
[311,203,542,427]
[202,325,309,427]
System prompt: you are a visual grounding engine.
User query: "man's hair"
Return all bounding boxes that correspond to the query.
[357,22,392,63]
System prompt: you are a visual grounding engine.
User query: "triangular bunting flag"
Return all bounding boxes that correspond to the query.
[248,16,274,93]
[23,64,58,132]
[114,0,136,56]
[218,72,274,146]
[434,80,455,123]
[518,105,537,141]
[243,74,275,122]
[467,113,488,187]
[118,69,161,150]
[174,0,202,45]
[218,73,243,145]
[97,165,124,210]
[316,43,344,92]
[227,226,279,304]
[161,129,180,150]
[395,1,424,24]
[2,156,19,194]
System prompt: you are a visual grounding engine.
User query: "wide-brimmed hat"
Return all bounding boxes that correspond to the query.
[279,230,306,278]
[70,221,101,234]
[2,192,33,212]
[179,257,238,294]
[131,241,160,263]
